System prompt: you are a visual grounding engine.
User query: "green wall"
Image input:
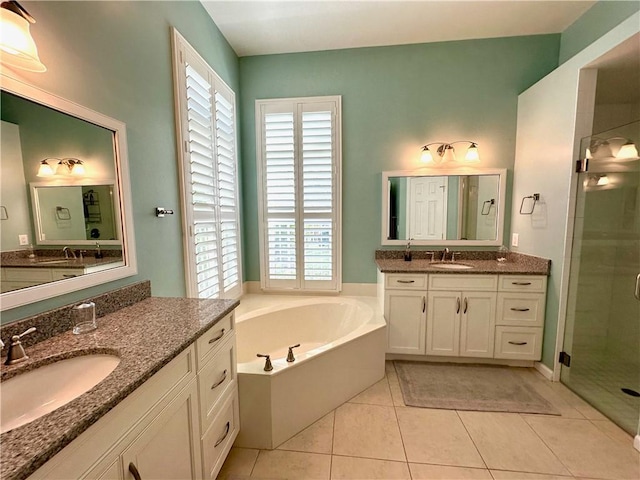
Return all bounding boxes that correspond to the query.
[2,1,239,323]
[559,0,640,64]
[239,35,560,284]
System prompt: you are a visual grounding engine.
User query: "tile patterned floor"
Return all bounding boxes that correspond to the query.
[217,362,640,480]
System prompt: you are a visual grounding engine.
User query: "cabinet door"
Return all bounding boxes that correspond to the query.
[122,380,201,480]
[460,291,497,358]
[426,291,460,356]
[384,290,426,354]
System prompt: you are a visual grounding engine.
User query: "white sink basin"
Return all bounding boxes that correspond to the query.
[431,262,474,270]
[1,354,120,434]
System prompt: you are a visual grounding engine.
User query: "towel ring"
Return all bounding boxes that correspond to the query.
[519,194,540,215]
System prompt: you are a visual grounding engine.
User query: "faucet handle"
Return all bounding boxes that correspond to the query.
[286,344,301,363]
[257,353,273,371]
[425,251,435,262]
[15,327,36,340]
[452,252,462,262]
[5,327,36,365]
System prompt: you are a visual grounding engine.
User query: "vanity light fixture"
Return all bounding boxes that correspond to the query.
[0,0,46,72]
[420,141,480,165]
[587,136,638,161]
[37,157,86,177]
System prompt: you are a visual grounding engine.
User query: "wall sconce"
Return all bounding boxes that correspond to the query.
[587,136,638,161]
[585,174,610,187]
[37,157,85,177]
[0,0,46,72]
[420,141,480,165]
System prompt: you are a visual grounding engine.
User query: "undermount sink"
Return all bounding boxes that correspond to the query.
[431,262,474,270]
[1,354,120,434]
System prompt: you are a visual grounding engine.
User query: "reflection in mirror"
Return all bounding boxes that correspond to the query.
[0,74,136,311]
[30,182,121,244]
[382,169,506,246]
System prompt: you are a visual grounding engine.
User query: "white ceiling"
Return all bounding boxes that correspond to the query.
[201,0,596,57]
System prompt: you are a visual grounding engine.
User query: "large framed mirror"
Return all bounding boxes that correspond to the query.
[0,74,137,311]
[381,168,507,246]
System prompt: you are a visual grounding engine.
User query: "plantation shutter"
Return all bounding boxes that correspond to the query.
[257,97,341,292]
[173,30,242,300]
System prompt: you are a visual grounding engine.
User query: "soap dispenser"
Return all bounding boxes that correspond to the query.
[404,241,412,262]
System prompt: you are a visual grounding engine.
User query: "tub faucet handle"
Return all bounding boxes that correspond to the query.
[257,353,273,371]
[286,344,301,363]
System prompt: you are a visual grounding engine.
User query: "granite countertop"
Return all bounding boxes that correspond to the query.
[375,252,550,275]
[1,256,123,269]
[0,296,239,480]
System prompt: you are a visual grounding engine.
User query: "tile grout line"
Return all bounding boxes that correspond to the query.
[454,409,490,471]
[387,371,412,479]
[329,406,336,480]
[516,412,576,477]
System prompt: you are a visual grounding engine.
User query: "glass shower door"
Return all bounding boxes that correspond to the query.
[561,121,640,435]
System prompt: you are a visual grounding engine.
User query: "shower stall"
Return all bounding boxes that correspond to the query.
[561,120,640,435]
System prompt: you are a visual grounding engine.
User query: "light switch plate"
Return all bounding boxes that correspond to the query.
[18,234,29,246]
[511,233,519,247]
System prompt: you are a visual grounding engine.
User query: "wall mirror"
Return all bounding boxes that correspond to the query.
[0,74,137,311]
[381,168,506,246]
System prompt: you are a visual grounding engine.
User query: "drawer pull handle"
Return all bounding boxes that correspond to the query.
[129,463,142,480]
[62,274,77,278]
[508,341,528,346]
[512,282,532,286]
[208,328,226,344]
[510,307,530,312]
[397,279,415,284]
[211,369,228,389]
[215,421,230,447]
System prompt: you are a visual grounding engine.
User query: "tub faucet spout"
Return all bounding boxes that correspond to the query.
[257,353,273,371]
[286,344,301,363]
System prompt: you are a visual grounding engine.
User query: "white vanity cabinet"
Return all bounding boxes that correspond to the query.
[28,312,238,480]
[494,275,547,360]
[383,274,427,355]
[379,270,547,362]
[426,275,497,358]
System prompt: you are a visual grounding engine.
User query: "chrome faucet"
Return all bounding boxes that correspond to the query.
[63,246,76,259]
[4,327,36,365]
[441,247,450,262]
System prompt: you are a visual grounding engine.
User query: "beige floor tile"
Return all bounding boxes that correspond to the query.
[386,364,406,407]
[251,450,331,480]
[490,470,573,479]
[458,411,570,476]
[590,419,636,445]
[524,416,640,479]
[216,448,259,479]
[331,455,411,479]
[348,377,394,406]
[409,463,492,479]
[396,407,484,468]
[277,411,334,454]
[332,403,406,461]
[514,370,585,419]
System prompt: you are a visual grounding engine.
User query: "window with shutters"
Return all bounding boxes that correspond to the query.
[172,29,242,299]
[256,97,342,292]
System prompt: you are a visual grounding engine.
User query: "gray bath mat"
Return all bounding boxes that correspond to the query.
[394,361,559,415]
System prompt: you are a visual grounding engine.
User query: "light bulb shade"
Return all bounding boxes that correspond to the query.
[37,159,54,177]
[441,145,455,164]
[420,147,434,164]
[0,7,46,72]
[596,175,609,186]
[616,141,638,160]
[464,143,480,162]
[70,160,85,176]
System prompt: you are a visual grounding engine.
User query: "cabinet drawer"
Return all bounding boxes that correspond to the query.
[498,275,546,293]
[429,274,497,291]
[198,335,236,432]
[385,274,427,290]
[196,313,234,369]
[52,268,85,280]
[497,293,545,327]
[201,391,239,479]
[494,326,542,360]
[4,267,52,282]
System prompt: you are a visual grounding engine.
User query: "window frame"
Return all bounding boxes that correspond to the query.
[255,96,342,293]
[171,28,243,300]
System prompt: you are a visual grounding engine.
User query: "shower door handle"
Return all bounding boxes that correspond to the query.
[635,273,640,301]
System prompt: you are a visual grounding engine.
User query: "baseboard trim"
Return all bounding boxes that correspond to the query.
[634,435,640,453]
[534,361,554,381]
